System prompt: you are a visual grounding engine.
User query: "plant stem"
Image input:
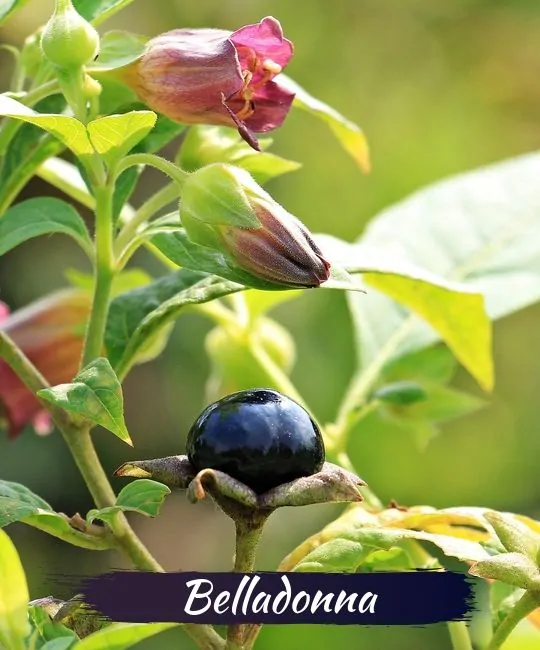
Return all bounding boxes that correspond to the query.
[81,183,115,367]
[225,519,267,650]
[486,590,539,650]
[448,622,473,650]
[114,153,189,186]
[115,182,181,256]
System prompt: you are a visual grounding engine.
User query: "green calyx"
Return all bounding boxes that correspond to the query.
[41,0,100,71]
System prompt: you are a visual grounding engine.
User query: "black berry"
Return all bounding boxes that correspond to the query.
[186,389,325,494]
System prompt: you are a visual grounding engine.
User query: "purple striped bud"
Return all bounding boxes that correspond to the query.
[181,164,331,288]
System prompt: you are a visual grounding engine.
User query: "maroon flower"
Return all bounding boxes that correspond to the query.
[0,290,90,438]
[119,16,295,149]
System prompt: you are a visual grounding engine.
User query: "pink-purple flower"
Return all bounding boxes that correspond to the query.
[120,16,295,149]
[0,290,90,438]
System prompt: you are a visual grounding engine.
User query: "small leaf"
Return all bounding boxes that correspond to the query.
[87,111,157,167]
[484,511,540,560]
[0,198,93,258]
[73,0,136,25]
[0,480,114,550]
[373,381,428,406]
[38,358,132,445]
[72,623,177,650]
[0,0,31,24]
[87,479,170,525]
[470,553,540,590]
[90,30,146,70]
[294,539,366,573]
[104,269,244,375]
[280,75,370,172]
[0,95,94,160]
[0,528,29,650]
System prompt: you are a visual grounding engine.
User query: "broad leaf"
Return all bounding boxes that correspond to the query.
[0,96,93,160]
[0,198,92,258]
[321,234,493,391]
[38,358,132,445]
[0,0,31,24]
[87,479,170,525]
[87,111,157,168]
[0,528,29,650]
[73,0,135,25]
[90,30,146,71]
[349,153,540,392]
[72,623,177,650]
[280,75,370,172]
[0,480,114,550]
[470,553,540,591]
[105,269,244,376]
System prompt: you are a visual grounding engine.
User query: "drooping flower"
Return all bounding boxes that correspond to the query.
[181,163,331,288]
[118,16,295,150]
[0,290,90,438]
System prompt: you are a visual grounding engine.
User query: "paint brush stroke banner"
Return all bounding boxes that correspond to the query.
[77,570,476,625]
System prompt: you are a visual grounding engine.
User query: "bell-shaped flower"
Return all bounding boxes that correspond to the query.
[0,290,90,438]
[117,16,294,149]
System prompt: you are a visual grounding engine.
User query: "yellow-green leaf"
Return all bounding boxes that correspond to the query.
[0,529,29,650]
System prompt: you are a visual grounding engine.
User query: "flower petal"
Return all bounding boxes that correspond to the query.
[231,16,293,70]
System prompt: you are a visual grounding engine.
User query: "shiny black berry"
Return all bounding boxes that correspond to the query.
[186,389,325,494]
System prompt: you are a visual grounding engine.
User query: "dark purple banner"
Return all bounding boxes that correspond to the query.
[76,570,475,625]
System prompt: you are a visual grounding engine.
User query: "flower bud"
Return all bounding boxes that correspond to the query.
[181,163,331,288]
[41,0,100,70]
[115,17,294,150]
[0,290,90,438]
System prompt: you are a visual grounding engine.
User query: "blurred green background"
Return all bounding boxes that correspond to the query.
[1,0,540,648]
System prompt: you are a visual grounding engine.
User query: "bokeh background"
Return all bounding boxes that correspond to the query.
[1,1,540,648]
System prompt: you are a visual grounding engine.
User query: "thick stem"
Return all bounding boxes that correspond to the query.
[81,183,115,367]
[225,519,267,650]
[448,622,474,650]
[486,590,539,650]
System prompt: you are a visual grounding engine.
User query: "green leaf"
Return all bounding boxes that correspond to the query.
[349,153,540,392]
[105,269,244,376]
[38,358,132,445]
[179,125,301,185]
[0,528,29,650]
[40,640,77,650]
[383,345,457,385]
[320,234,493,391]
[90,30,146,70]
[28,604,78,649]
[280,75,370,172]
[72,623,177,650]
[373,381,428,406]
[0,198,92,258]
[87,479,170,525]
[0,95,94,160]
[0,480,114,550]
[87,111,157,168]
[292,525,490,573]
[0,0,31,24]
[73,0,136,25]
[484,511,540,560]
[470,553,540,590]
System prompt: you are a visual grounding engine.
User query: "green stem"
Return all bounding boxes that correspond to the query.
[81,183,115,367]
[226,520,267,650]
[114,153,189,185]
[115,182,181,258]
[448,622,473,650]
[486,590,539,650]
